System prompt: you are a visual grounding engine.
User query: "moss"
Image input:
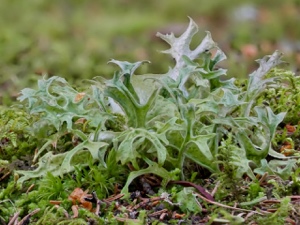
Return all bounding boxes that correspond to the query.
[0,107,37,161]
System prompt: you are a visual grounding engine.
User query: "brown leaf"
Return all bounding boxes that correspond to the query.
[68,188,93,211]
[286,124,296,133]
[74,92,86,102]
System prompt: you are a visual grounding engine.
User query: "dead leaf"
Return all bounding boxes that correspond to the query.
[74,92,86,102]
[68,188,93,211]
[286,124,296,133]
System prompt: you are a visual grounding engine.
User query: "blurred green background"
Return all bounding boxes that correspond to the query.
[1,0,299,104]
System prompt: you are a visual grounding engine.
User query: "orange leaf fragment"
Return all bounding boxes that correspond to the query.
[49,200,62,205]
[74,92,86,102]
[173,212,186,219]
[75,118,87,124]
[68,187,84,204]
[280,142,294,156]
[68,188,93,211]
[71,205,79,218]
[286,124,296,133]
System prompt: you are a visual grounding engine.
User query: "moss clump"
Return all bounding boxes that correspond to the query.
[0,107,36,161]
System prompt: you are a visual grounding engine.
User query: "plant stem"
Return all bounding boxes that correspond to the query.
[177,105,193,179]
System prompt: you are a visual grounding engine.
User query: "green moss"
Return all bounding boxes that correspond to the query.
[0,107,36,159]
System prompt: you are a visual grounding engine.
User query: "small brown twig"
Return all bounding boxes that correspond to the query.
[288,195,300,199]
[261,199,281,204]
[114,217,141,223]
[95,200,101,216]
[244,211,256,221]
[49,200,62,205]
[90,191,101,216]
[259,172,269,185]
[195,193,270,215]
[231,202,238,215]
[104,193,124,202]
[18,208,40,225]
[159,212,168,221]
[131,196,165,210]
[148,209,168,217]
[25,184,35,195]
[71,205,79,218]
[0,171,11,181]
[211,181,220,197]
[54,205,69,218]
[8,212,20,225]
[172,212,185,219]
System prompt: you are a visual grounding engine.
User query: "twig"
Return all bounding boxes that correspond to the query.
[267,209,278,212]
[195,193,270,215]
[259,172,269,185]
[211,181,220,197]
[0,171,11,181]
[288,196,300,199]
[71,205,79,218]
[18,208,40,225]
[54,205,69,218]
[114,217,141,223]
[95,200,101,216]
[148,209,168,217]
[8,212,19,225]
[132,196,165,210]
[285,217,296,225]
[49,200,62,205]
[231,202,238,215]
[104,193,124,202]
[261,199,281,204]
[244,211,256,221]
[91,191,101,216]
[25,184,35,195]
[159,212,168,221]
